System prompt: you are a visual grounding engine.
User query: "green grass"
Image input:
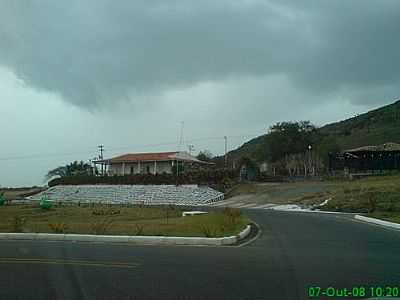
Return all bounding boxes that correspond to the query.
[0,204,249,237]
[322,175,400,219]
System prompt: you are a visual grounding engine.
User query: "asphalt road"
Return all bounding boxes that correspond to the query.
[0,210,399,300]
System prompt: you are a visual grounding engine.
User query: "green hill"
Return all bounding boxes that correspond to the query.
[319,100,400,150]
[220,99,400,165]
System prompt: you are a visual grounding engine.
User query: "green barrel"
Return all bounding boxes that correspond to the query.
[39,195,53,210]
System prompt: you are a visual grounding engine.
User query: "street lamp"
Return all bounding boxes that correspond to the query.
[308,145,312,177]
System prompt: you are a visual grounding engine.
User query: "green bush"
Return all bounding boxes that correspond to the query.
[0,195,5,206]
[39,196,53,210]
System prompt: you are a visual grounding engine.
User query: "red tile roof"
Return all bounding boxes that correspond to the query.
[110,152,179,163]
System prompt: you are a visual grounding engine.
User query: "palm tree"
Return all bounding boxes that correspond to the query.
[46,161,93,180]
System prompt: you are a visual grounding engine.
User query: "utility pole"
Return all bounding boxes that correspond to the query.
[176,122,184,181]
[98,145,104,160]
[224,136,228,169]
[178,121,184,152]
[98,145,104,175]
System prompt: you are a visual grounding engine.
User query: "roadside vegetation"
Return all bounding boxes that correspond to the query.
[321,175,400,223]
[0,204,248,238]
[226,176,400,224]
[226,181,337,206]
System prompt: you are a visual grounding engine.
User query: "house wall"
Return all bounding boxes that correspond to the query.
[109,161,174,175]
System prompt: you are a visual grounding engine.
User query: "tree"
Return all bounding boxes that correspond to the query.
[267,121,317,162]
[46,161,93,181]
[196,150,213,162]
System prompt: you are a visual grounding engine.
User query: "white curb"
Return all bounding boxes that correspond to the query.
[237,224,251,240]
[0,225,251,246]
[355,215,400,230]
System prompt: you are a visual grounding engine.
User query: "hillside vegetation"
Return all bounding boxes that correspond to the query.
[320,100,400,149]
[219,99,400,170]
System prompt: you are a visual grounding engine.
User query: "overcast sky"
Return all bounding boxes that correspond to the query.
[0,0,399,186]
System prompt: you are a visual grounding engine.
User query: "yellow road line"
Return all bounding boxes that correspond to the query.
[0,258,140,269]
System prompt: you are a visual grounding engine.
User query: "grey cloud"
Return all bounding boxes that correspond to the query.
[0,0,399,109]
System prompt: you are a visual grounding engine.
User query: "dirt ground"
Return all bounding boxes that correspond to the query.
[0,187,45,200]
[224,181,339,207]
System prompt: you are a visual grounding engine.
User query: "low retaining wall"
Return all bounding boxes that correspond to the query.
[0,225,251,246]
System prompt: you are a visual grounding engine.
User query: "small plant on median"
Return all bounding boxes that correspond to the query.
[48,222,68,234]
[90,217,114,235]
[92,208,121,216]
[223,207,242,225]
[133,224,144,235]
[365,190,378,213]
[164,205,176,225]
[12,216,27,233]
[201,225,219,238]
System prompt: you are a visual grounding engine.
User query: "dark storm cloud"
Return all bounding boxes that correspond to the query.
[0,0,399,108]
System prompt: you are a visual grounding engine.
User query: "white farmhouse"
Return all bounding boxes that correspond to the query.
[96,151,212,175]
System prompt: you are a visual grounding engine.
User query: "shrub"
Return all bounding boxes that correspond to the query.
[223,207,242,224]
[39,196,53,210]
[133,224,144,235]
[92,208,121,216]
[366,191,378,213]
[12,216,27,233]
[91,217,114,235]
[48,169,238,187]
[48,222,68,234]
[201,225,218,238]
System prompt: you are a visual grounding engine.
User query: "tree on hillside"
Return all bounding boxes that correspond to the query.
[46,161,93,181]
[196,150,213,162]
[267,121,317,162]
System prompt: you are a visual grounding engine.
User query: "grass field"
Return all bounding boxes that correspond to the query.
[227,176,400,223]
[322,176,400,211]
[227,181,337,206]
[0,204,249,237]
